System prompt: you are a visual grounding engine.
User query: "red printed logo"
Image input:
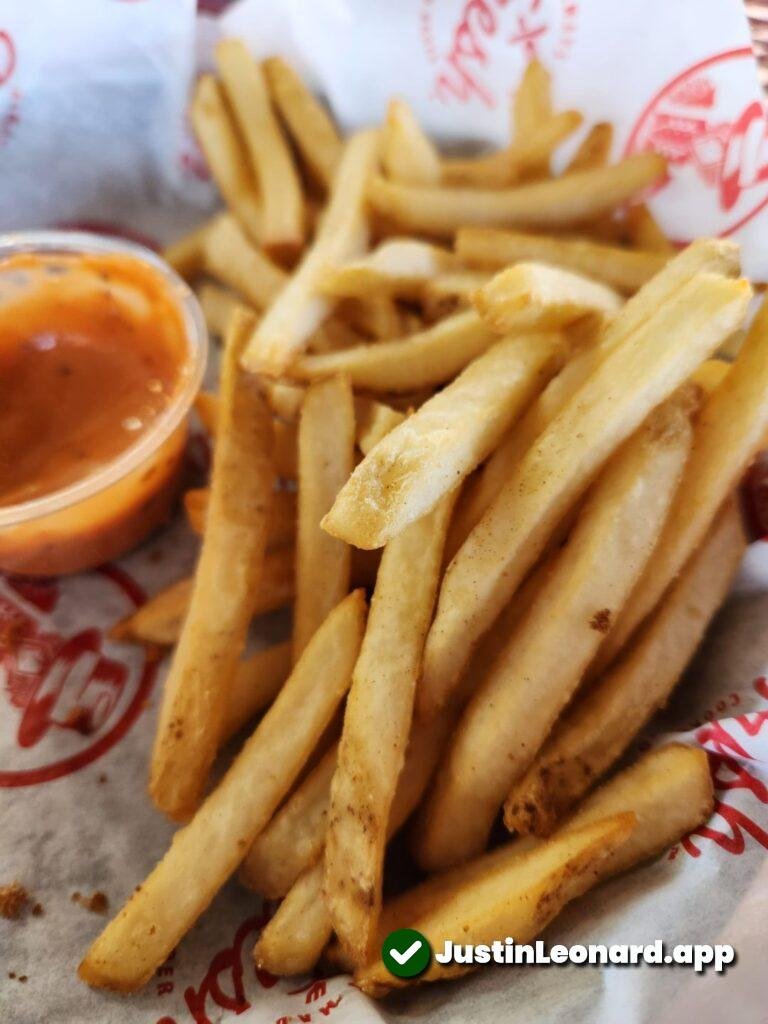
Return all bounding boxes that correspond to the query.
[0,28,20,148]
[419,0,579,108]
[625,48,768,240]
[0,566,157,787]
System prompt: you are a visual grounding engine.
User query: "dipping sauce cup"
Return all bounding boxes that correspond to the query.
[0,231,208,576]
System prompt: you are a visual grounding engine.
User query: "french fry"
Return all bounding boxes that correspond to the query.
[149,312,275,821]
[241,743,337,896]
[196,281,247,339]
[216,39,305,260]
[624,203,675,253]
[194,390,220,435]
[203,214,287,310]
[512,60,552,147]
[564,122,614,173]
[288,309,496,392]
[414,392,694,868]
[319,238,456,299]
[591,293,768,677]
[308,315,363,353]
[441,111,582,187]
[110,576,196,647]
[184,486,296,550]
[263,56,342,190]
[163,216,221,280]
[473,262,623,334]
[355,813,635,996]
[345,294,403,340]
[420,272,491,320]
[367,153,666,237]
[294,376,355,659]
[79,591,366,992]
[191,75,262,243]
[241,130,380,375]
[325,491,458,966]
[323,330,566,548]
[221,641,292,742]
[382,98,441,185]
[505,499,745,836]
[262,380,305,421]
[421,261,750,713]
[353,395,406,454]
[377,742,713,954]
[456,227,669,294]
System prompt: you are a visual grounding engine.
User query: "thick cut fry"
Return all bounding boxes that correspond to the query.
[323,331,565,548]
[367,154,666,236]
[203,214,287,310]
[325,492,457,967]
[289,309,497,392]
[415,394,694,868]
[441,111,582,187]
[382,98,441,185]
[355,814,635,996]
[624,203,674,253]
[456,227,669,294]
[421,265,750,712]
[263,56,342,190]
[378,742,712,952]
[197,281,247,339]
[221,641,292,742]
[242,130,379,375]
[505,500,745,836]
[353,396,406,454]
[564,122,614,173]
[163,217,220,280]
[320,239,456,299]
[149,312,275,821]
[474,262,623,334]
[79,591,366,992]
[294,376,355,659]
[216,39,304,259]
[241,743,337,896]
[591,295,768,676]
[512,60,552,144]
[184,486,296,550]
[191,75,261,243]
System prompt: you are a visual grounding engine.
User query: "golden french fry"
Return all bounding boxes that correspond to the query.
[325,491,458,966]
[194,390,220,435]
[242,130,379,375]
[624,203,674,253]
[342,294,403,340]
[564,122,614,173]
[319,239,456,299]
[473,262,623,334]
[288,309,496,392]
[203,214,287,310]
[382,98,441,185]
[691,358,730,394]
[294,376,355,659]
[191,75,261,243]
[149,311,275,821]
[421,261,749,712]
[79,591,366,992]
[456,227,669,294]
[354,396,406,454]
[221,641,292,742]
[308,315,363,353]
[592,293,768,677]
[367,153,666,237]
[197,281,247,339]
[183,487,208,535]
[184,486,296,550]
[263,56,342,190]
[356,813,635,996]
[241,743,337,896]
[441,111,582,187]
[505,499,745,836]
[512,60,552,146]
[163,216,221,280]
[415,392,694,868]
[262,380,305,421]
[323,331,565,548]
[216,39,304,260]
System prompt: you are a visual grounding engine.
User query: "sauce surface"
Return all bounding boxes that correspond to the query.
[0,253,188,508]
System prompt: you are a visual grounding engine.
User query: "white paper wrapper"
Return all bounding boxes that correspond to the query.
[1,3,768,1023]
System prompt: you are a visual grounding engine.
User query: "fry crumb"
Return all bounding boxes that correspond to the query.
[31,903,44,917]
[589,608,612,633]
[71,891,109,914]
[0,882,29,920]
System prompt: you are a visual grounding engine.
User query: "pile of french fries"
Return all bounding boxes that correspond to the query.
[80,42,768,998]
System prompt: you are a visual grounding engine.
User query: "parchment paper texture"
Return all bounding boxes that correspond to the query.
[0,2,767,1022]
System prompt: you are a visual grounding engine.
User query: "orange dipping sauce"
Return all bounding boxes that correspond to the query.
[0,238,207,576]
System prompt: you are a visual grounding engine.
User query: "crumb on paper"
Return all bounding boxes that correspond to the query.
[31,903,44,917]
[98,773,108,784]
[589,608,612,634]
[71,891,109,914]
[0,882,29,920]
